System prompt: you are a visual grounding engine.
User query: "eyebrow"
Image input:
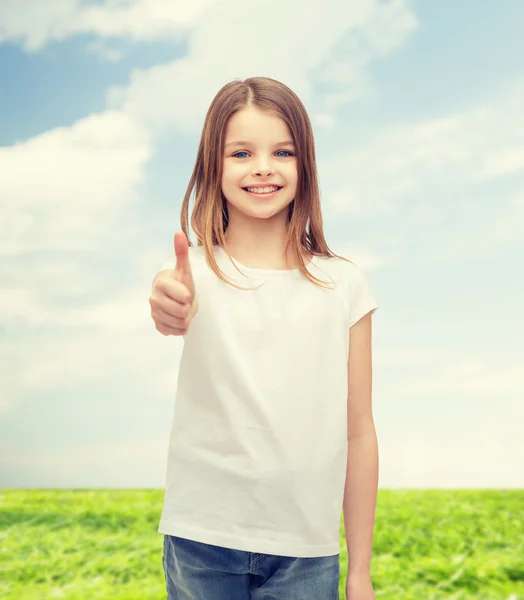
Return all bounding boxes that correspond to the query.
[224,140,295,148]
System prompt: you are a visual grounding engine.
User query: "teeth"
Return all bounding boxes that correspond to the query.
[245,186,280,194]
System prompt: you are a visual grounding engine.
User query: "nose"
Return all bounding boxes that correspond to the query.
[252,155,273,177]
[254,168,273,176]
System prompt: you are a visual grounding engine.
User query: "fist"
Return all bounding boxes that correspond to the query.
[149,231,198,336]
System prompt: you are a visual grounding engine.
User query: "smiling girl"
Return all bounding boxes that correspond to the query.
[151,76,379,600]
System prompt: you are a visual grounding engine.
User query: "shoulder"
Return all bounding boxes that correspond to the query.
[313,252,361,280]
[313,254,376,302]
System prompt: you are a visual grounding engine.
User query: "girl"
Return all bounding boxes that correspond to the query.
[151,77,379,600]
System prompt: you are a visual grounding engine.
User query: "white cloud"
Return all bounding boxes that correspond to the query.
[0,322,182,413]
[0,438,172,487]
[86,37,125,62]
[2,438,168,469]
[379,435,523,488]
[105,0,418,136]
[0,110,152,255]
[312,113,335,130]
[323,98,524,214]
[320,80,524,262]
[0,0,220,51]
[0,109,156,415]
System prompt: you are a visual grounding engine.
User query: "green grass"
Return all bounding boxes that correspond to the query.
[1,489,522,599]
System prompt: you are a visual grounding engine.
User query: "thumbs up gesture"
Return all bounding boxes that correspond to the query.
[149,232,198,336]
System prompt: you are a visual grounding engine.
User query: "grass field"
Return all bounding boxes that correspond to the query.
[1,489,522,599]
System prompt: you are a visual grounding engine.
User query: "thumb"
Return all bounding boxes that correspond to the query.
[173,231,194,292]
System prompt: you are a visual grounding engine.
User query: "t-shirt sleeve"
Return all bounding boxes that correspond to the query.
[348,264,379,328]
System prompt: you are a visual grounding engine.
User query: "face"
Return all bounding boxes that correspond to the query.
[221,106,298,224]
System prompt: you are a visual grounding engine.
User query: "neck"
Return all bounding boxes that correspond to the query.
[223,216,297,269]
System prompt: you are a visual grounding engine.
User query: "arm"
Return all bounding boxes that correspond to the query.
[343,310,379,576]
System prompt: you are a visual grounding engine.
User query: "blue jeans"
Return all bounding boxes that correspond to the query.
[162,534,340,599]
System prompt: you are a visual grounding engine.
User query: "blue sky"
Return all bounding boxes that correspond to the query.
[1,0,523,489]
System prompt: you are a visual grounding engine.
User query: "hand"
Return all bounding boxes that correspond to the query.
[345,572,375,600]
[149,231,198,336]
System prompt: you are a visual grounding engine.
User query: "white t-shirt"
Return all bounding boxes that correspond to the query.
[157,244,378,558]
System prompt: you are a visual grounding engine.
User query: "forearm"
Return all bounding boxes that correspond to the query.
[342,428,379,574]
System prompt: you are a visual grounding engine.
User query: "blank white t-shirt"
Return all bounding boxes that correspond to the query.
[157,244,378,558]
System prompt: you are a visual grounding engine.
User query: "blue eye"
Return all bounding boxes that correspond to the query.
[232,150,294,159]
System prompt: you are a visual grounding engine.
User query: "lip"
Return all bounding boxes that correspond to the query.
[242,184,284,189]
[242,185,283,199]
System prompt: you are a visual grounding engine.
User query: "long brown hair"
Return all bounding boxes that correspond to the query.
[180,76,353,291]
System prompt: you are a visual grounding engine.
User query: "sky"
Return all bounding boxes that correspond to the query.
[1,0,523,489]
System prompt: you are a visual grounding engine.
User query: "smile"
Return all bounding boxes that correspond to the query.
[242,186,283,196]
